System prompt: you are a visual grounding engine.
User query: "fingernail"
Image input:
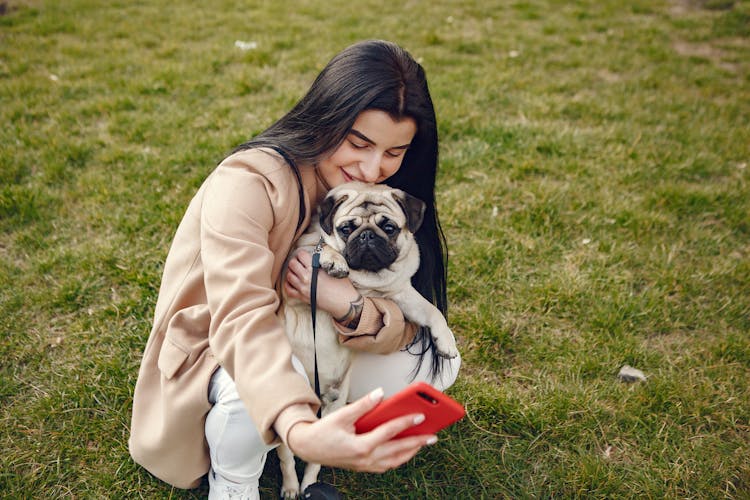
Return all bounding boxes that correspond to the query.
[413,414,425,425]
[426,436,438,445]
[369,387,384,402]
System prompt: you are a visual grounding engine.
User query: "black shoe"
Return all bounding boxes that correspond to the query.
[302,482,343,500]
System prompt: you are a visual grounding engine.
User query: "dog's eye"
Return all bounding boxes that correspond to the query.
[338,223,355,237]
[381,222,398,235]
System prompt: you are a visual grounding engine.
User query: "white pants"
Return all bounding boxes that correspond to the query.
[205,347,461,488]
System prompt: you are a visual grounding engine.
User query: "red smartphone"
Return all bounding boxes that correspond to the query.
[354,382,465,438]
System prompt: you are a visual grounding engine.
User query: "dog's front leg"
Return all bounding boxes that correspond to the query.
[278,443,300,499]
[319,244,349,278]
[299,459,322,493]
[299,369,353,492]
[391,288,459,359]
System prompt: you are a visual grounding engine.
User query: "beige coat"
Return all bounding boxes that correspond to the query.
[129,149,416,489]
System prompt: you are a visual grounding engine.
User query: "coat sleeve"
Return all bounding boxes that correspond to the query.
[335,297,419,354]
[200,164,318,445]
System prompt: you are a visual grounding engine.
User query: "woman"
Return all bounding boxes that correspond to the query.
[129,40,461,499]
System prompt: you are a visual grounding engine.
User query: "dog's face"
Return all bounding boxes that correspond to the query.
[317,182,425,273]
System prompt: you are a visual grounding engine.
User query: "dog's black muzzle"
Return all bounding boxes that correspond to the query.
[344,229,397,272]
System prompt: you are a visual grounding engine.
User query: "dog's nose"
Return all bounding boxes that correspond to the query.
[346,228,396,271]
[359,229,376,242]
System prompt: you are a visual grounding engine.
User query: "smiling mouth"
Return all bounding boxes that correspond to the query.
[342,170,360,183]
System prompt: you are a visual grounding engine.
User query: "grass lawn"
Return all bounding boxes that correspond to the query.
[2,0,749,498]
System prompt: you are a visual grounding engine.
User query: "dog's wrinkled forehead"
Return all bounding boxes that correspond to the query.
[334,189,406,226]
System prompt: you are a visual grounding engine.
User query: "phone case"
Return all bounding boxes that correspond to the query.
[354,382,465,438]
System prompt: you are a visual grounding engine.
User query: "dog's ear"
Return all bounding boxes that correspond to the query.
[318,193,349,235]
[394,191,426,233]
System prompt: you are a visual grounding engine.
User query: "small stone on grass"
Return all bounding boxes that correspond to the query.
[617,364,647,383]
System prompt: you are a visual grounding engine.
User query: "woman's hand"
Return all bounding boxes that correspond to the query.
[286,388,437,472]
[284,249,360,321]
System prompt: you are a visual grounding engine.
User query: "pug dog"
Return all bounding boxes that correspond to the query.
[278,181,458,498]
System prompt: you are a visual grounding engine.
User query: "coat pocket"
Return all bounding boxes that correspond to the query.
[156,303,211,380]
[157,338,189,380]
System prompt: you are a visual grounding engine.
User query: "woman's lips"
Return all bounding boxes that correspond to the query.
[342,170,357,183]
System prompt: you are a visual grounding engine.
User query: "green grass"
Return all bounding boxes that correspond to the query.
[2,0,749,497]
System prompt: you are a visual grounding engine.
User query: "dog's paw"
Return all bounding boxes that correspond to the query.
[280,484,300,499]
[278,444,301,498]
[431,326,459,359]
[320,246,349,278]
[300,463,323,496]
[323,259,349,278]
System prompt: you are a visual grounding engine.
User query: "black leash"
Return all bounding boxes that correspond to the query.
[310,238,323,418]
[304,238,353,500]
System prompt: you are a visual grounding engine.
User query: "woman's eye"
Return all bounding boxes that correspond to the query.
[349,140,367,149]
[386,150,404,158]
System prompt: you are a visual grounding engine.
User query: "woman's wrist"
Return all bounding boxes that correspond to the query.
[334,293,364,329]
[286,420,315,459]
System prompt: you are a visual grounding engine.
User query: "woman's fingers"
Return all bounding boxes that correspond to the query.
[287,389,437,474]
[285,250,358,314]
[330,388,437,449]
[287,254,309,279]
[347,431,433,472]
[284,251,314,300]
[361,413,436,448]
[363,441,425,473]
[330,387,385,424]
[294,250,312,266]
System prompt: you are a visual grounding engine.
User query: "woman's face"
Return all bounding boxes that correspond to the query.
[317,109,417,188]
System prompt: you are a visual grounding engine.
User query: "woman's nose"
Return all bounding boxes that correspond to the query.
[360,152,383,182]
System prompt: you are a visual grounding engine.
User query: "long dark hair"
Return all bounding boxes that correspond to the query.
[236,40,449,377]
